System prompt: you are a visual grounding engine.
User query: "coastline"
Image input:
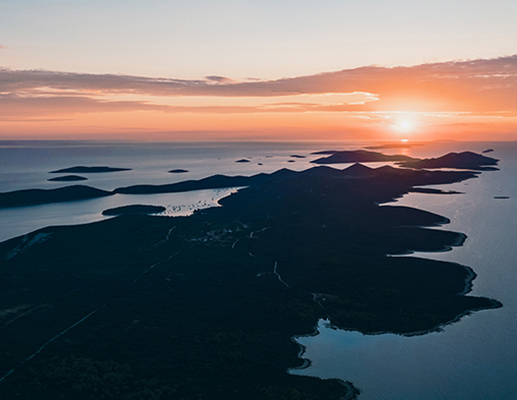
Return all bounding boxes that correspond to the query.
[0,144,505,400]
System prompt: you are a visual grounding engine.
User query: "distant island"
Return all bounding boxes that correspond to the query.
[310,149,499,171]
[168,169,189,173]
[397,151,499,171]
[366,143,422,150]
[290,155,306,158]
[311,149,414,164]
[49,166,131,173]
[47,175,87,182]
[0,152,502,400]
[235,159,251,163]
[102,204,166,216]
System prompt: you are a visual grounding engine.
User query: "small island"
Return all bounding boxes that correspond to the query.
[168,169,189,173]
[102,204,166,216]
[47,175,88,182]
[49,166,131,173]
[235,159,251,163]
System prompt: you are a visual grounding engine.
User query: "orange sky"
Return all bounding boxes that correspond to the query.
[1,56,516,141]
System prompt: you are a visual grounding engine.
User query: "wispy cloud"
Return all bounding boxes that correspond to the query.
[1,55,516,118]
[0,44,9,50]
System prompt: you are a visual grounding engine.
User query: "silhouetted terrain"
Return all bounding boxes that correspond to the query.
[102,204,166,216]
[311,150,414,164]
[47,175,88,182]
[0,159,501,400]
[49,166,131,173]
[397,151,499,170]
[0,185,112,208]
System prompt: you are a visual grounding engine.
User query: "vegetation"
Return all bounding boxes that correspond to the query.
[0,163,501,399]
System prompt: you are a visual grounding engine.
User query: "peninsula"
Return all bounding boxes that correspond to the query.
[0,155,501,400]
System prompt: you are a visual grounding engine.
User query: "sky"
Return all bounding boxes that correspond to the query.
[1,0,516,141]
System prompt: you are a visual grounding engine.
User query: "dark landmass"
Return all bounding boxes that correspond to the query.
[311,150,339,155]
[168,169,189,173]
[235,159,251,163]
[0,164,479,208]
[409,187,464,195]
[113,172,274,195]
[311,150,415,164]
[47,175,88,182]
[0,160,501,400]
[258,163,263,165]
[49,166,131,173]
[397,151,499,171]
[365,143,422,150]
[290,155,306,158]
[494,196,509,199]
[102,204,166,216]
[288,160,295,163]
[0,185,112,208]
[482,148,494,153]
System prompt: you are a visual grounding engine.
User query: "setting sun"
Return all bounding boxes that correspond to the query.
[400,120,411,130]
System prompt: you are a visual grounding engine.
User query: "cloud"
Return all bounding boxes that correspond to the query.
[0,93,376,119]
[0,45,9,50]
[1,55,516,118]
[205,75,234,84]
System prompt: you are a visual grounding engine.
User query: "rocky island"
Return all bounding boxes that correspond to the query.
[0,154,502,400]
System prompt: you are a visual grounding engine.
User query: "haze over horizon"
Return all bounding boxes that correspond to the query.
[1,0,516,142]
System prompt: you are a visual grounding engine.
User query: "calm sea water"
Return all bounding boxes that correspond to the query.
[1,140,516,398]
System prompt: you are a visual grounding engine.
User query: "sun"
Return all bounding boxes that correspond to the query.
[400,120,411,130]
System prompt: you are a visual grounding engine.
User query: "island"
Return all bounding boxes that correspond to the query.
[311,149,415,164]
[366,143,422,150]
[168,169,189,173]
[0,156,502,400]
[47,175,88,182]
[290,155,306,158]
[397,151,499,171]
[235,159,251,163]
[102,204,166,216]
[0,185,113,208]
[49,166,131,173]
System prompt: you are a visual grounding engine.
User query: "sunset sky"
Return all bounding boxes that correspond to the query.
[1,0,516,141]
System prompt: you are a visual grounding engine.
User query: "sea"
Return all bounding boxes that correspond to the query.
[1,139,516,399]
